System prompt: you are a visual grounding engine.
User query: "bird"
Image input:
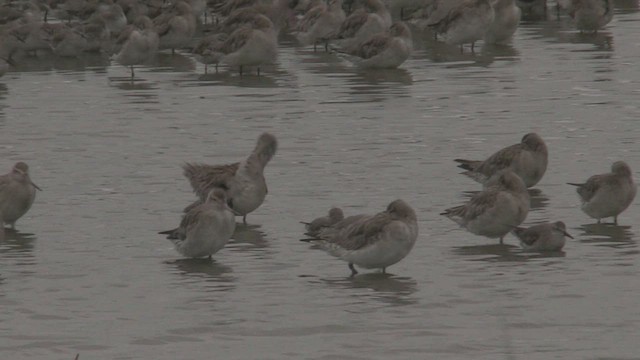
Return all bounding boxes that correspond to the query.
[567,161,637,224]
[218,14,278,76]
[454,132,548,188]
[441,170,530,244]
[568,0,613,33]
[426,0,495,52]
[0,162,41,230]
[192,32,228,74]
[512,221,573,252]
[301,207,345,237]
[339,21,413,69]
[295,0,346,52]
[302,199,418,276]
[113,15,159,79]
[160,189,236,259]
[153,1,197,54]
[484,0,521,44]
[334,0,392,54]
[182,132,278,224]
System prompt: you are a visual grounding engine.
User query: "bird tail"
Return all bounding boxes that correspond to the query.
[566,182,583,187]
[159,228,179,240]
[454,159,482,171]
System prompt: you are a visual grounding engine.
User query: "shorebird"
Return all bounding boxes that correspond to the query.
[567,161,636,224]
[301,207,345,237]
[426,0,495,52]
[512,221,573,251]
[296,0,346,52]
[113,15,159,79]
[334,0,392,53]
[218,14,278,76]
[484,0,521,44]
[183,132,278,224]
[160,189,236,259]
[0,162,41,230]
[192,32,228,73]
[302,199,418,276]
[340,21,413,69]
[568,0,613,33]
[153,1,197,54]
[454,132,548,188]
[441,170,530,244]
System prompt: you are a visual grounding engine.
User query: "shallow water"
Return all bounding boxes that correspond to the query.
[1,2,640,359]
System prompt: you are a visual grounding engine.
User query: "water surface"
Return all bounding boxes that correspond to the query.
[1,3,639,359]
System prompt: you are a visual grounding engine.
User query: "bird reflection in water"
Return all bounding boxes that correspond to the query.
[451,241,566,262]
[229,223,269,250]
[0,229,37,258]
[313,272,418,306]
[577,223,635,250]
[165,258,234,290]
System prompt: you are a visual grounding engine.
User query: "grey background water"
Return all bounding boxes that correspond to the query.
[1,2,640,359]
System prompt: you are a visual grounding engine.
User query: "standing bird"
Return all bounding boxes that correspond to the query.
[334,0,392,53]
[113,16,159,79]
[340,21,413,69]
[183,132,278,224]
[454,132,548,188]
[153,1,197,54]
[567,161,636,224]
[303,200,418,276]
[301,207,345,237]
[192,32,228,74]
[218,14,278,76]
[296,0,346,52]
[484,0,521,45]
[426,0,495,52]
[441,170,530,244]
[512,221,573,252]
[160,189,236,259]
[569,0,613,33]
[0,162,41,230]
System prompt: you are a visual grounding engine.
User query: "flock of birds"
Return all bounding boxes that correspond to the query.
[1,132,636,276]
[0,0,617,79]
[0,0,629,276]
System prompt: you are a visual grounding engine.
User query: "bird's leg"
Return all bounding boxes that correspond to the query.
[257,66,260,77]
[614,216,618,225]
[239,65,243,76]
[243,215,247,224]
[499,236,504,244]
[208,255,212,260]
[204,64,208,74]
[459,45,464,54]
[313,42,317,52]
[324,40,329,52]
[471,42,475,53]
[349,263,358,277]
[130,65,135,80]
[382,267,386,274]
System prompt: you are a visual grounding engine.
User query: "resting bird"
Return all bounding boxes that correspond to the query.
[441,170,530,244]
[301,207,345,237]
[160,189,236,259]
[512,221,573,252]
[567,161,636,224]
[302,199,418,276]
[454,132,548,188]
